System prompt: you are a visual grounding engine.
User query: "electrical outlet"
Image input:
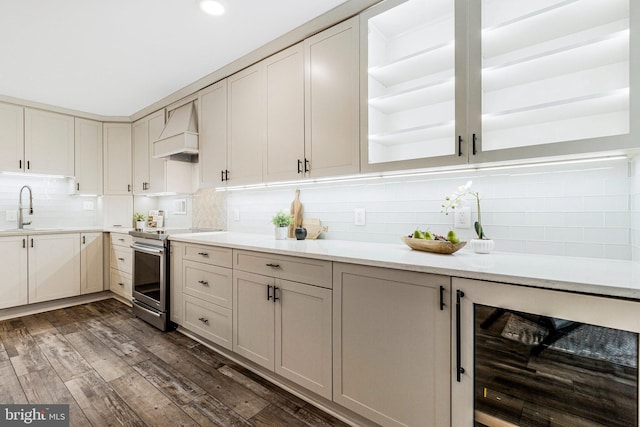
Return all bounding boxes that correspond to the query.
[354,208,366,226]
[233,209,240,221]
[454,206,471,229]
[83,201,94,211]
[5,210,17,221]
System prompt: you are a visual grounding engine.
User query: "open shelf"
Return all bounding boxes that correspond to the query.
[369,120,454,146]
[369,78,454,115]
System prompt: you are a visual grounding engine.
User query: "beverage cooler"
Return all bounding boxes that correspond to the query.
[452,278,639,427]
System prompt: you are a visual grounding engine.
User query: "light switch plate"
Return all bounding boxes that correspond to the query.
[354,208,366,226]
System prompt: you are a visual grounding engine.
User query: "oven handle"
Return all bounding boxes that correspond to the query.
[131,243,164,255]
[134,301,162,318]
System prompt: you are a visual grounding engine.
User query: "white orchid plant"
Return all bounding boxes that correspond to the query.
[441,180,488,240]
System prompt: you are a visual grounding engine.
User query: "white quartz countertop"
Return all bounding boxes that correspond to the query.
[169,232,640,300]
[0,226,105,236]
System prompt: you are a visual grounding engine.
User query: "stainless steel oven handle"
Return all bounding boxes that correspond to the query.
[134,301,162,318]
[131,243,164,255]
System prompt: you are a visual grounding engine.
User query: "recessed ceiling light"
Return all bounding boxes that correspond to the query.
[199,0,225,16]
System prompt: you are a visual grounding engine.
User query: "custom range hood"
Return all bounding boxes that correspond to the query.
[152,101,198,159]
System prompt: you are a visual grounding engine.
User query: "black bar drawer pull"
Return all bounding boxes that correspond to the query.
[297,159,302,174]
[458,136,462,156]
[267,285,272,301]
[440,286,445,311]
[198,317,209,325]
[118,257,125,261]
[273,286,280,302]
[198,252,209,257]
[118,282,124,287]
[456,290,465,382]
[198,280,209,286]
[266,263,280,268]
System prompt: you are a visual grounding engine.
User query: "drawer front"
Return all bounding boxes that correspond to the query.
[183,244,233,268]
[234,250,332,288]
[110,246,132,273]
[183,294,232,350]
[183,260,232,308]
[110,268,132,300]
[111,233,133,248]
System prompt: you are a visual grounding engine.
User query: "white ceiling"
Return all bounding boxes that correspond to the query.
[0,0,350,117]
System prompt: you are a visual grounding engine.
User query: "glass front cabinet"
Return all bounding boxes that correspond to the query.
[360,0,636,172]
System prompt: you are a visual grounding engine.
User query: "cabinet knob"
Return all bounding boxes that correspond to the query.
[198,280,209,286]
[118,282,124,286]
[198,317,209,325]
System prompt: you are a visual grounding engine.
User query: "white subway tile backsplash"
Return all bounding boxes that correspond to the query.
[213,157,638,262]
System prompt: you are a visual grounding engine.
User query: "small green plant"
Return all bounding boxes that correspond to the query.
[271,210,293,227]
[133,212,145,221]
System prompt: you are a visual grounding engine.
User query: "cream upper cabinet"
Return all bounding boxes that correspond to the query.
[133,111,166,195]
[0,102,24,173]
[80,232,103,295]
[361,0,635,170]
[305,16,360,178]
[360,0,465,172]
[333,263,451,426]
[198,80,229,187]
[74,118,103,195]
[0,235,28,309]
[24,108,75,176]
[228,63,265,185]
[263,43,305,183]
[28,233,81,304]
[472,0,634,163]
[103,123,132,195]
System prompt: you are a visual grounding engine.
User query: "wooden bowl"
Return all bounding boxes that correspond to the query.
[401,236,466,254]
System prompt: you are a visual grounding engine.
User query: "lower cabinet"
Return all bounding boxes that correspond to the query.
[233,269,333,399]
[80,232,104,294]
[169,242,184,324]
[28,233,81,304]
[109,232,133,301]
[0,236,28,309]
[332,263,451,427]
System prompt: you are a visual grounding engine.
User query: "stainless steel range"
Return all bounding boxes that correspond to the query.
[129,228,212,331]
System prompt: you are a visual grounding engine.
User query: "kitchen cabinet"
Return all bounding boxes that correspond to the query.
[109,232,133,301]
[0,102,24,173]
[28,233,81,304]
[361,0,635,172]
[360,0,465,172]
[169,241,184,325]
[198,80,228,187]
[263,43,305,182]
[304,16,360,178]
[103,123,132,195]
[472,0,634,163]
[24,108,75,176]
[0,235,28,309]
[74,118,103,195]
[333,263,451,426]
[80,232,103,295]
[233,251,333,399]
[133,110,165,194]
[181,243,233,349]
[451,277,640,427]
[227,63,265,185]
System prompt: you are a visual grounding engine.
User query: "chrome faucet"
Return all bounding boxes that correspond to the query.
[18,185,33,229]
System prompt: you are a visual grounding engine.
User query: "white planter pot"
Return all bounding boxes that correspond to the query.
[274,226,288,240]
[469,238,494,254]
[136,220,145,230]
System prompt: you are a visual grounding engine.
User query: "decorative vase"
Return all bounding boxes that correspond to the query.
[136,220,145,230]
[295,226,307,240]
[275,226,288,240]
[469,238,494,254]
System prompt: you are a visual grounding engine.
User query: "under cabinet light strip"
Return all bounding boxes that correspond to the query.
[215,155,628,192]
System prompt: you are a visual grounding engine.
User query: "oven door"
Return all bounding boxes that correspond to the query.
[452,278,639,427]
[131,242,166,312]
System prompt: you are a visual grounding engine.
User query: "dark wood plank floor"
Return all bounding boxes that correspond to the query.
[0,299,349,427]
